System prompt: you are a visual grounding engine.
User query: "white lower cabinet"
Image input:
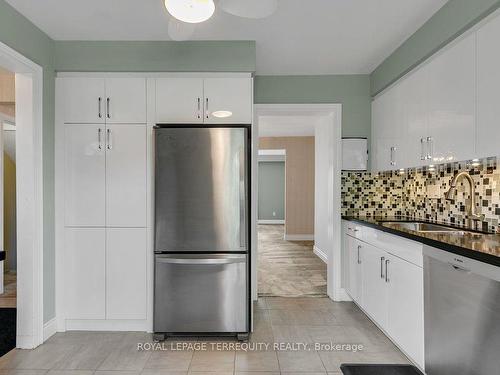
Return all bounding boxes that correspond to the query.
[106,228,147,320]
[346,234,362,303]
[361,243,388,331]
[65,228,106,320]
[386,254,424,369]
[65,227,147,321]
[344,226,424,369]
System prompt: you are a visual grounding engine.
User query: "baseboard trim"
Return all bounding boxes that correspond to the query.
[65,319,149,331]
[43,317,57,342]
[313,245,328,263]
[284,234,314,241]
[335,288,352,302]
[258,219,285,225]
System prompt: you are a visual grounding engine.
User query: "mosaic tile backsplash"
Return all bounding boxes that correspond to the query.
[341,157,500,233]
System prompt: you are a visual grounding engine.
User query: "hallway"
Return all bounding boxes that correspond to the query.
[258,224,327,297]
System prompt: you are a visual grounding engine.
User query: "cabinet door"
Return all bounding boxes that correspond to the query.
[63,78,105,124]
[387,255,424,369]
[346,236,362,303]
[64,124,106,226]
[427,33,475,163]
[204,78,252,124]
[105,78,147,124]
[156,78,204,123]
[361,244,388,330]
[400,68,429,168]
[105,124,147,227]
[65,228,105,319]
[106,228,147,319]
[477,13,500,159]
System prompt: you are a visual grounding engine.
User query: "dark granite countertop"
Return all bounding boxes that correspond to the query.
[342,216,500,267]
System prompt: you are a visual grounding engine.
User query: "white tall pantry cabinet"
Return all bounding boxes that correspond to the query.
[59,77,148,324]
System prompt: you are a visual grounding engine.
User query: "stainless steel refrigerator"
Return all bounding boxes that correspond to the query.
[153,125,250,340]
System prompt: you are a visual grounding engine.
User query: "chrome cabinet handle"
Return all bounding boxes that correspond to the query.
[385,259,390,282]
[106,98,111,119]
[420,138,425,160]
[357,245,362,264]
[426,136,433,160]
[106,129,112,150]
[97,128,102,150]
[380,256,385,279]
[197,97,201,119]
[98,97,102,118]
[205,97,209,119]
[390,146,396,166]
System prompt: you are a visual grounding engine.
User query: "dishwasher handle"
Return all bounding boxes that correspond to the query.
[156,255,246,265]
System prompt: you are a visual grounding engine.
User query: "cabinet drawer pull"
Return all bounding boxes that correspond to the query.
[390,147,396,166]
[98,97,102,118]
[385,259,390,283]
[357,245,362,264]
[197,97,201,119]
[97,128,102,150]
[426,136,433,160]
[205,97,209,119]
[420,138,425,160]
[106,129,113,150]
[106,98,111,119]
[380,256,385,279]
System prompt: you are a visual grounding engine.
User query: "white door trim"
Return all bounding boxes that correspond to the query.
[0,41,44,348]
[253,104,343,302]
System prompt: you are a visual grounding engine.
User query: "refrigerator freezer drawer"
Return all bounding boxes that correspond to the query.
[154,254,248,333]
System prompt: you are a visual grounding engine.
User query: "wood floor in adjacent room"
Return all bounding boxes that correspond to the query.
[0,271,16,308]
[258,224,327,297]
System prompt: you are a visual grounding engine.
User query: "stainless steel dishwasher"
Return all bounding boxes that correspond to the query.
[423,245,500,375]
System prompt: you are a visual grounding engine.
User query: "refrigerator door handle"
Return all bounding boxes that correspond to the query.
[156,255,246,265]
[239,149,247,250]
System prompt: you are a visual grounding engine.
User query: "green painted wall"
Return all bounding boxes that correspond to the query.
[371,0,500,95]
[258,162,285,221]
[254,75,371,139]
[54,41,256,72]
[0,0,56,323]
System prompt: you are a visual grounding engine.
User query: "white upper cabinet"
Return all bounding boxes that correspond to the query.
[156,78,204,123]
[64,124,106,226]
[400,68,429,168]
[427,33,476,163]
[204,78,252,124]
[63,78,105,124]
[105,124,147,227]
[105,78,147,123]
[63,77,146,124]
[477,13,500,159]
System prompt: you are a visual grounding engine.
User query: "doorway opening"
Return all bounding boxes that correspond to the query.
[253,105,342,301]
[0,41,44,350]
[0,66,16,356]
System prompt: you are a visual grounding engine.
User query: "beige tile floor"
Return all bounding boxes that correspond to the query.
[0,297,410,375]
[258,225,327,297]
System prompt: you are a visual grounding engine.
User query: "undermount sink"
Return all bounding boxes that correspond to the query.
[381,221,483,236]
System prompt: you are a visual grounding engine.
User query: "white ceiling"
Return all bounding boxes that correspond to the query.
[6,0,448,74]
[259,115,319,137]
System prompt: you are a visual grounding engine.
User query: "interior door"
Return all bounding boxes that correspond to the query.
[361,244,388,330]
[203,78,252,124]
[63,78,105,124]
[105,78,147,124]
[65,228,106,319]
[64,124,106,226]
[155,78,204,123]
[106,228,147,319]
[105,124,147,227]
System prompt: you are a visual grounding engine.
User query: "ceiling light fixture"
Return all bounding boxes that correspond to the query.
[164,0,215,24]
[212,110,233,118]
